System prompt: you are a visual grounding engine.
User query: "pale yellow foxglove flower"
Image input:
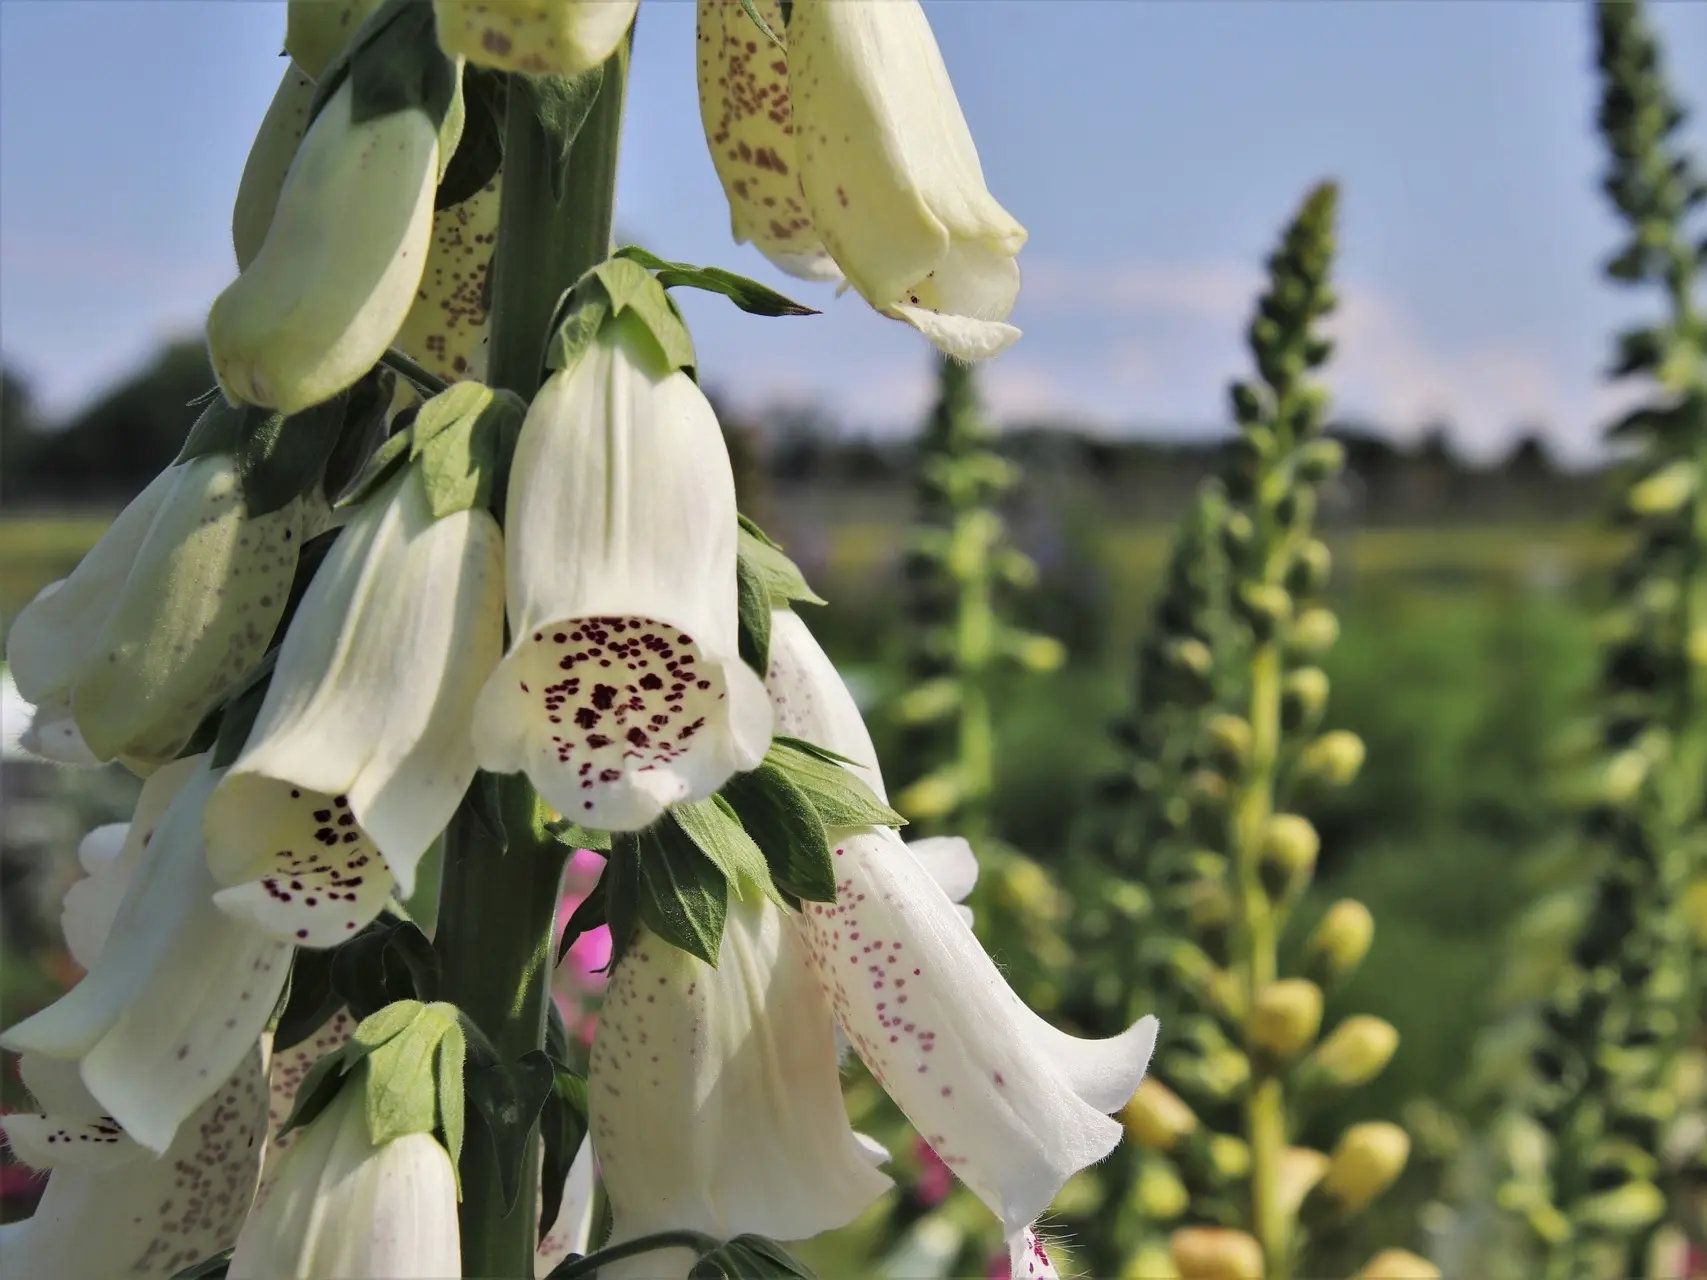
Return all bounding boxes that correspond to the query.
[287,0,387,80]
[394,174,501,382]
[434,0,636,76]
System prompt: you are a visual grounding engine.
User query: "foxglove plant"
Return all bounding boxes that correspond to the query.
[1499,4,1707,1275]
[1078,185,1419,1280]
[0,2,1136,1277]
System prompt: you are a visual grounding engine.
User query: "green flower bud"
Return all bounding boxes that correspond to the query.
[1133,1161,1190,1221]
[287,0,387,79]
[1169,1227,1264,1280]
[1251,979,1325,1062]
[394,174,501,384]
[435,0,637,76]
[1119,1078,1199,1152]
[1296,437,1346,483]
[1353,1250,1441,1280]
[1288,606,1340,655]
[1316,1122,1410,1216]
[1121,1244,1181,1280]
[1303,1016,1400,1089]
[1260,813,1320,897]
[209,77,443,413]
[1204,713,1253,775]
[1278,1146,1332,1219]
[1298,729,1366,788]
[1683,876,1707,946]
[1237,583,1292,642]
[894,676,961,725]
[1625,459,1697,516]
[1168,637,1216,680]
[896,767,964,821]
[1281,666,1330,732]
[1286,539,1333,598]
[1305,899,1374,985]
[1221,511,1258,567]
[1011,631,1067,673]
[233,65,317,271]
[1208,1134,1251,1180]
[1575,1179,1665,1232]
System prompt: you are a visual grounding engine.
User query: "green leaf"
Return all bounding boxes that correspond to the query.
[209,653,277,769]
[555,869,609,967]
[436,66,505,210]
[342,1,459,129]
[548,817,612,853]
[614,246,817,318]
[737,525,824,608]
[270,948,344,1052]
[719,766,834,904]
[410,382,524,518]
[690,1235,820,1279]
[178,394,352,519]
[736,548,773,675]
[586,260,697,374]
[604,835,641,968]
[323,367,398,502]
[545,297,611,375]
[764,740,904,829]
[332,915,437,1020]
[465,1049,558,1215]
[363,1001,461,1147]
[435,1021,466,1195]
[737,0,785,49]
[538,1070,590,1237]
[630,823,729,965]
[670,798,778,903]
[515,66,605,202]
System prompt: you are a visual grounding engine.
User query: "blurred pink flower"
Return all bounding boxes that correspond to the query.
[554,850,613,1048]
[912,1135,953,1208]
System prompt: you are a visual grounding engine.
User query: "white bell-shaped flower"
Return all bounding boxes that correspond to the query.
[6,455,307,767]
[765,610,1159,1257]
[204,470,504,947]
[0,758,292,1153]
[472,312,772,830]
[590,895,891,1279]
[228,1073,461,1280]
[394,173,501,383]
[696,0,1026,361]
[535,1135,598,1277]
[435,0,637,76]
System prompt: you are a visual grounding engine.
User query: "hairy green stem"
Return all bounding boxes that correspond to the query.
[436,39,629,1277]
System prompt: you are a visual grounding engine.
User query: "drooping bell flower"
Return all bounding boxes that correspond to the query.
[0,1046,270,1278]
[6,455,308,768]
[434,0,637,76]
[204,469,504,947]
[472,309,773,830]
[589,895,892,1279]
[535,1135,598,1277]
[394,174,502,383]
[207,30,458,414]
[232,63,317,271]
[765,610,1159,1269]
[0,758,292,1153]
[286,0,387,79]
[696,0,1026,360]
[227,1071,461,1280]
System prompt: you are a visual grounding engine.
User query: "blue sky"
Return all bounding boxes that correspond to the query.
[2,2,1704,461]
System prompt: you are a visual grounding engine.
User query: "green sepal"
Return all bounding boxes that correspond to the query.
[719,766,834,904]
[362,1000,462,1148]
[331,914,441,1019]
[555,868,608,967]
[437,66,505,210]
[270,947,344,1052]
[340,414,416,508]
[515,66,606,202]
[737,520,824,608]
[770,735,859,768]
[620,821,730,966]
[546,258,696,377]
[671,797,781,905]
[310,0,460,134]
[764,738,904,829]
[323,366,399,503]
[435,1023,466,1196]
[408,381,525,519]
[737,0,785,50]
[177,393,349,518]
[538,1068,590,1237]
[689,1235,820,1279]
[169,1252,232,1279]
[736,549,773,675]
[549,818,612,853]
[613,246,817,318]
[209,653,277,769]
[464,1047,557,1215]
[604,832,641,968]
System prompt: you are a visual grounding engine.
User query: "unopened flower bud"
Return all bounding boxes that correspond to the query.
[286,0,387,79]
[1237,583,1292,641]
[897,769,964,822]
[1303,1016,1399,1089]
[1132,1160,1190,1221]
[435,0,637,77]
[1168,637,1216,681]
[1289,606,1340,655]
[1012,631,1067,673]
[1121,1244,1181,1280]
[1296,438,1345,483]
[1220,511,1258,567]
[1597,745,1652,805]
[1353,1249,1440,1279]
[1316,1122,1410,1216]
[1185,768,1233,812]
[1305,899,1374,985]
[1229,382,1267,427]
[233,66,317,270]
[1209,1134,1251,1180]
[1281,667,1330,732]
[1626,459,1697,516]
[1298,730,1366,788]
[1120,1078,1198,1152]
[1278,1146,1331,1219]
[1204,713,1253,775]
[1576,1179,1666,1232]
[1259,813,1320,897]
[895,677,961,726]
[1251,980,1324,1062]
[1687,626,1707,669]
[1682,875,1707,946]
[1286,540,1333,597]
[1169,1227,1263,1280]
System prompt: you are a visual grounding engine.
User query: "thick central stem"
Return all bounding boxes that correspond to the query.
[437,41,629,1278]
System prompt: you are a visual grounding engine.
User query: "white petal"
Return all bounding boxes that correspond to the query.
[886,303,1021,363]
[591,899,890,1247]
[790,0,1025,312]
[797,827,1156,1236]
[474,320,772,829]
[1009,1228,1062,1279]
[765,608,887,800]
[906,836,978,905]
[61,828,131,972]
[2,1112,142,1172]
[2,761,292,1153]
[231,1082,461,1280]
[17,691,100,767]
[0,1042,269,1278]
[205,473,503,942]
[696,0,839,281]
[535,1135,597,1276]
